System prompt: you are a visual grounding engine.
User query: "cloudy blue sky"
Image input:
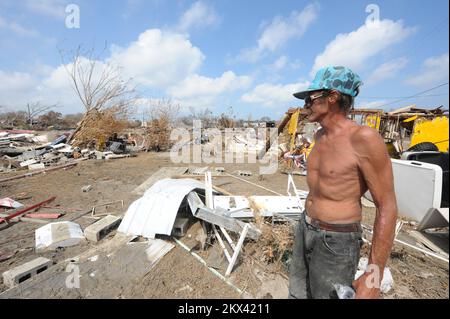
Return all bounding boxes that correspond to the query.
[0,0,448,119]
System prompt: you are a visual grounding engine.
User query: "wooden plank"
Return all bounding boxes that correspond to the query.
[0,213,48,224]
[225,224,249,276]
[132,167,188,195]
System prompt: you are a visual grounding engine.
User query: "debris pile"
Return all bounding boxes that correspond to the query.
[0,129,138,174]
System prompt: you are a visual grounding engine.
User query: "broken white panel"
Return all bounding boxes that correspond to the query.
[146,239,175,269]
[20,159,38,167]
[118,178,205,238]
[28,163,45,170]
[31,135,48,144]
[417,207,449,231]
[0,197,24,209]
[213,196,305,218]
[35,221,85,251]
[56,145,74,153]
[50,143,67,150]
[190,167,209,175]
[367,160,443,223]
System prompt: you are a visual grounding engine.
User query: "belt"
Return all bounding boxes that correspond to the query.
[305,214,361,233]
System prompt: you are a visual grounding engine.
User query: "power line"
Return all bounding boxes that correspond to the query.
[394,15,449,62]
[374,82,449,108]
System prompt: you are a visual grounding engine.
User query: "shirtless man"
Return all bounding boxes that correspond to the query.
[289,66,398,299]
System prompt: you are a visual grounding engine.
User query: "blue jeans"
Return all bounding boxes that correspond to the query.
[288,212,363,299]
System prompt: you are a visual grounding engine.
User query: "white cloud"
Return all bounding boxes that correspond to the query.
[241,81,310,107]
[170,71,252,98]
[268,56,289,72]
[405,53,449,87]
[110,29,205,88]
[1,27,254,113]
[177,1,220,32]
[168,71,252,108]
[0,68,73,112]
[366,57,409,85]
[0,70,37,93]
[24,0,67,19]
[238,4,318,62]
[311,19,415,76]
[0,16,39,37]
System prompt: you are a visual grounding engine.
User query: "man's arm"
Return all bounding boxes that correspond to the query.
[352,126,398,299]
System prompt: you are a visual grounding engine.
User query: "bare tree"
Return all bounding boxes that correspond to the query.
[144,98,181,151]
[183,106,214,127]
[60,46,137,147]
[148,98,180,125]
[62,46,136,113]
[26,102,58,127]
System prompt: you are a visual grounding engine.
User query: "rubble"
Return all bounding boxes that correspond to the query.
[0,129,142,176]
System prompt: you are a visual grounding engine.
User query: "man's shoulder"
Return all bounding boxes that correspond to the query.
[349,125,386,157]
[350,124,382,144]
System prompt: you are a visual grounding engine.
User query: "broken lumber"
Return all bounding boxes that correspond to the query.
[24,213,62,219]
[0,213,49,224]
[0,197,56,224]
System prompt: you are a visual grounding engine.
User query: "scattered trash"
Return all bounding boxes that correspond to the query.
[0,197,56,225]
[82,185,93,193]
[28,163,45,171]
[175,285,194,294]
[236,170,252,177]
[0,197,24,209]
[0,250,16,263]
[88,255,99,262]
[91,200,124,217]
[24,213,62,219]
[334,284,355,299]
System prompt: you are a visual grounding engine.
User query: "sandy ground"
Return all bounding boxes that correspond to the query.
[0,151,448,299]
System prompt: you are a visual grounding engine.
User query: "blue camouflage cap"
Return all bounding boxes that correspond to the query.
[294,66,363,99]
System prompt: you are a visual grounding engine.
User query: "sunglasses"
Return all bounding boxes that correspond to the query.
[304,91,329,107]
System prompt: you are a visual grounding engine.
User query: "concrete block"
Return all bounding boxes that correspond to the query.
[2,257,53,288]
[84,215,122,242]
[171,218,190,237]
[237,170,252,176]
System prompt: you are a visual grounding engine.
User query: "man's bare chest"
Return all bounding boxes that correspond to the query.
[308,138,359,179]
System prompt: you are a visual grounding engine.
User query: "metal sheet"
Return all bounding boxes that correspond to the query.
[366,159,443,223]
[213,196,305,218]
[119,178,205,238]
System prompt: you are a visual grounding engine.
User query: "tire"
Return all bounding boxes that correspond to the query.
[407,142,439,152]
